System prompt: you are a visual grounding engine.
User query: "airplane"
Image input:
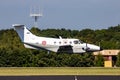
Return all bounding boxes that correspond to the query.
[13,24,103,53]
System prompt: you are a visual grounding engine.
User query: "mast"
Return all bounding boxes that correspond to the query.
[30,6,43,27]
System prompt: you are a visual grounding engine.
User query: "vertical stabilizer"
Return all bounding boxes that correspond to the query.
[13,24,35,42]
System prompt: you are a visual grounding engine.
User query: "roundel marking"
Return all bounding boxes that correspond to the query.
[42,41,46,46]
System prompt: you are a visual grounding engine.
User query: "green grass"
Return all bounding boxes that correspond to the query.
[0,67,120,76]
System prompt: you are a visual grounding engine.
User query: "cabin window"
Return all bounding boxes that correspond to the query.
[64,41,67,44]
[36,42,39,44]
[27,32,30,34]
[69,41,72,44]
[74,40,79,44]
[54,41,56,44]
[59,42,61,44]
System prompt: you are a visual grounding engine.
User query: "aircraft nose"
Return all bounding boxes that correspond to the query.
[86,44,102,52]
[94,46,103,51]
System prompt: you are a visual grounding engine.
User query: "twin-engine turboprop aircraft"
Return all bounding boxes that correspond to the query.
[13,24,102,53]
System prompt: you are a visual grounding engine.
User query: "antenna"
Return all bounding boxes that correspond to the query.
[30,6,43,27]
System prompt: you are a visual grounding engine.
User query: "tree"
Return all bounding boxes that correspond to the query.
[116,52,120,67]
[94,53,104,67]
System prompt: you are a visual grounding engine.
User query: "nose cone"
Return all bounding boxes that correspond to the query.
[87,44,102,52]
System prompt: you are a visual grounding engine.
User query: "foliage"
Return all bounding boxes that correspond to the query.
[116,52,120,67]
[94,53,104,67]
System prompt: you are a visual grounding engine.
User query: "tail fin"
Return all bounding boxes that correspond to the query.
[13,24,35,42]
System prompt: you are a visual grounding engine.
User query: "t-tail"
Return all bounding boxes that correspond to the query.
[13,24,35,42]
[13,24,38,49]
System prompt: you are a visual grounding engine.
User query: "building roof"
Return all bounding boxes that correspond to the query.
[93,50,120,56]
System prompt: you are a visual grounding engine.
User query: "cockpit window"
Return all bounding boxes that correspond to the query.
[79,40,84,44]
[74,40,84,44]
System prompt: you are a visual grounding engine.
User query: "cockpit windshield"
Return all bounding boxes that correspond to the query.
[79,40,84,44]
[73,40,84,44]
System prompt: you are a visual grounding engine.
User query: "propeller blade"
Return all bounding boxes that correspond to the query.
[82,43,90,51]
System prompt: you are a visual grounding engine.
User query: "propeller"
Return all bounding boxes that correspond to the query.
[82,41,90,52]
[85,43,90,51]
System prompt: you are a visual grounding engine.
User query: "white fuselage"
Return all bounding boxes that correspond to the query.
[24,34,101,53]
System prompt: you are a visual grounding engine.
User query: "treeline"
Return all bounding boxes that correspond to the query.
[0,25,120,67]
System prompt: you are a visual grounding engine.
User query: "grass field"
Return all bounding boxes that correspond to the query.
[0,67,120,76]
